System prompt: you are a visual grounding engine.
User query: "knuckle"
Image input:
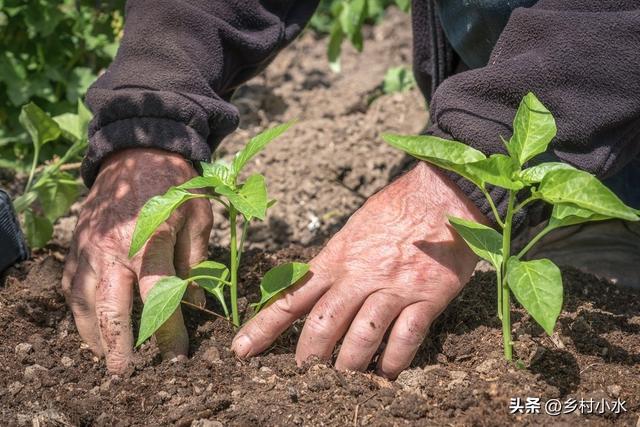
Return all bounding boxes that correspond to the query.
[95,299,126,320]
[60,276,72,296]
[396,316,428,346]
[67,292,93,316]
[303,313,333,339]
[249,319,273,342]
[271,293,300,317]
[349,325,379,346]
[105,352,131,374]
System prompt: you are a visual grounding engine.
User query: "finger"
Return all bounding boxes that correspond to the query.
[61,240,78,297]
[138,226,189,360]
[376,301,436,379]
[232,260,333,358]
[295,282,366,365]
[95,261,136,373]
[334,292,403,372]
[174,199,213,307]
[64,253,103,355]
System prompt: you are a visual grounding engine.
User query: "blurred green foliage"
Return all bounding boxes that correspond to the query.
[310,0,410,71]
[0,0,125,171]
[383,66,416,94]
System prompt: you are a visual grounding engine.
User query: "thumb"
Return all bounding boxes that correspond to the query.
[137,224,189,359]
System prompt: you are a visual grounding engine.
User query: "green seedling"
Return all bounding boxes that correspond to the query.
[130,122,310,346]
[12,102,91,248]
[383,92,640,360]
[319,0,410,72]
[382,66,416,94]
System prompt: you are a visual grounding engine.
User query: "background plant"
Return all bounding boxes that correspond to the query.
[129,123,310,346]
[382,66,416,94]
[310,0,410,72]
[0,0,124,170]
[383,92,640,360]
[12,101,91,248]
[1,0,411,250]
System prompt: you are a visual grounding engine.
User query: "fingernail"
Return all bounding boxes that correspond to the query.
[231,334,252,358]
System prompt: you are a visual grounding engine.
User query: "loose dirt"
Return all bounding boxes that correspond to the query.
[1,9,638,427]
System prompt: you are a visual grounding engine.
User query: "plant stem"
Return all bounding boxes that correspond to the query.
[513,195,537,214]
[501,190,516,361]
[496,270,503,320]
[229,206,240,327]
[180,300,234,325]
[516,224,554,259]
[25,145,40,193]
[237,218,249,266]
[481,187,505,228]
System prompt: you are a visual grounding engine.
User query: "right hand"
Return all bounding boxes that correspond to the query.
[62,148,213,373]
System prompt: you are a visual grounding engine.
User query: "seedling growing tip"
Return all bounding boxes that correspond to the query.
[383,92,640,360]
[130,122,310,346]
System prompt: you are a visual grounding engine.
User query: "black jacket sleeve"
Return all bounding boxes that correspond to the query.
[81,0,318,186]
[425,0,640,222]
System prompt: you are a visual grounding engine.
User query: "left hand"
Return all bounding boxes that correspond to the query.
[231,162,486,378]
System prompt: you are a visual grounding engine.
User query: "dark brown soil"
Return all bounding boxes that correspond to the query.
[1,9,638,427]
[1,252,639,426]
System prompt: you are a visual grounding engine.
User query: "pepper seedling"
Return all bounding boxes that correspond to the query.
[383,92,640,360]
[129,122,310,346]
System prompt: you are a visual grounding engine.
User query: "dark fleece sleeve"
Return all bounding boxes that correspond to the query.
[81,0,318,186]
[427,0,640,223]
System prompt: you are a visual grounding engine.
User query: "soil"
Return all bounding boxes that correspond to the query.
[1,9,639,427]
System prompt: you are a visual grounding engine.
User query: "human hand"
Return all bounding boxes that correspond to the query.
[62,148,213,373]
[232,162,486,378]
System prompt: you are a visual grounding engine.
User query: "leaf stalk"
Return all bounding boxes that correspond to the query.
[501,190,516,360]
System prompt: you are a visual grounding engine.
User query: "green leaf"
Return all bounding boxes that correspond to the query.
[340,0,366,50]
[506,258,563,336]
[66,67,96,104]
[23,209,53,249]
[178,176,223,190]
[548,203,610,229]
[327,20,344,72]
[33,171,80,222]
[508,92,557,166]
[77,99,92,141]
[537,169,639,221]
[19,103,61,150]
[217,174,268,220]
[251,262,310,313]
[201,159,234,187]
[383,66,416,94]
[12,191,37,213]
[53,113,81,142]
[518,162,575,184]
[383,133,487,187]
[129,188,206,257]
[232,121,295,175]
[448,216,503,269]
[465,154,524,190]
[383,134,486,164]
[190,260,230,316]
[136,277,189,346]
[395,0,411,12]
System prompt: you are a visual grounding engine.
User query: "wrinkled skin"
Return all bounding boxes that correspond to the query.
[62,148,213,373]
[64,150,485,377]
[232,161,486,378]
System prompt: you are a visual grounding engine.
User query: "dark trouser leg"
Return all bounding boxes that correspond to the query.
[602,158,640,210]
[0,189,29,274]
